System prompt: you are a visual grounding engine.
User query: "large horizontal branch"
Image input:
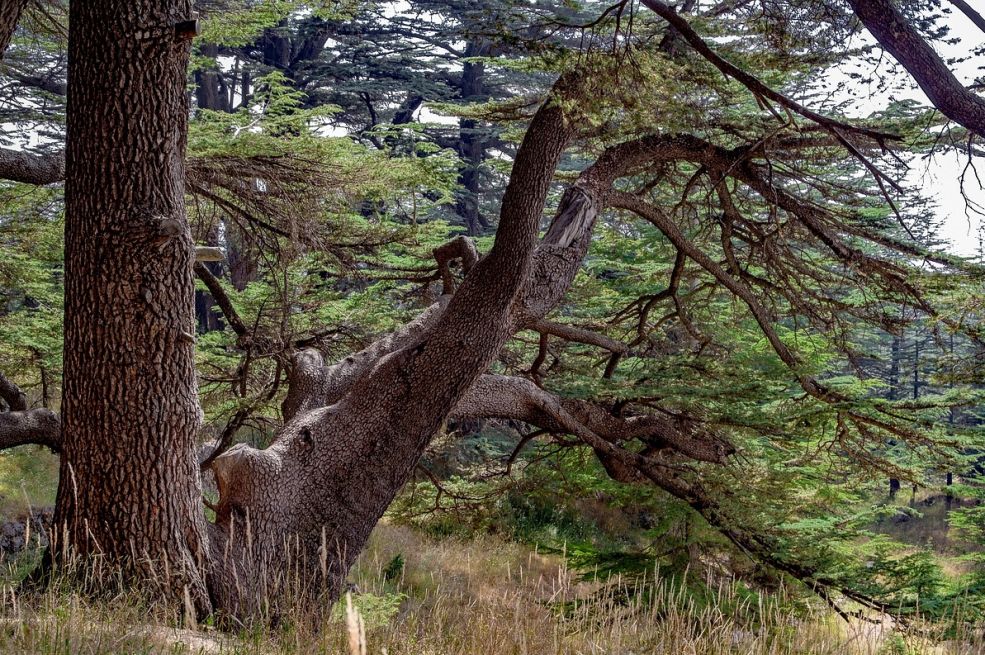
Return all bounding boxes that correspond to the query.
[0,408,60,452]
[0,147,65,185]
[452,374,733,464]
[848,0,985,138]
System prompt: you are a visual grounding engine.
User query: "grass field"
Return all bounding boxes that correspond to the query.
[0,522,980,654]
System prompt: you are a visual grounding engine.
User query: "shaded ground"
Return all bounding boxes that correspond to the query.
[874,493,982,554]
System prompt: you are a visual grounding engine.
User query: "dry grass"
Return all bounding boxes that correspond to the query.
[0,522,980,654]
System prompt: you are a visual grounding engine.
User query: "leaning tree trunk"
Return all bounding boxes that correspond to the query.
[206,82,576,618]
[54,0,211,611]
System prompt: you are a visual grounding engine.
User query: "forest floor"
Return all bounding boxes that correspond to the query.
[0,522,979,654]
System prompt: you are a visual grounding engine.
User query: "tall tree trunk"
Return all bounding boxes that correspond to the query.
[888,330,901,496]
[54,0,210,612]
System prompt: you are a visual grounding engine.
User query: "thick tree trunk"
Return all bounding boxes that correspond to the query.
[207,83,576,617]
[54,0,211,612]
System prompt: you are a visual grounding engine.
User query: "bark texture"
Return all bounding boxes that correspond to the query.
[54,0,211,611]
[0,148,65,185]
[207,83,576,616]
[0,408,60,452]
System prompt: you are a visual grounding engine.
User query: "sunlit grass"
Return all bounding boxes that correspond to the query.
[0,447,58,521]
[0,522,980,654]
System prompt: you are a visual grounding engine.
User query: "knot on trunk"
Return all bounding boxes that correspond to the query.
[211,443,282,523]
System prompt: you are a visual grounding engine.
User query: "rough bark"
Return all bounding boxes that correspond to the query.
[0,370,27,411]
[208,81,576,616]
[848,0,985,137]
[0,409,60,452]
[0,148,65,185]
[54,0,211,613]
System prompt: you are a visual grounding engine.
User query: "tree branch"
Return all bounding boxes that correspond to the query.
[452,374,733,464]
[193,261,248,339]
[848,0,985,137]
[641,0,899,143]
[432,235,478,295]
[530,319,628,355]
[0,147,65,185]
[0,409,60,452]
[0,0,28,57]
[0,371,27,411]
[946,0,985,36]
